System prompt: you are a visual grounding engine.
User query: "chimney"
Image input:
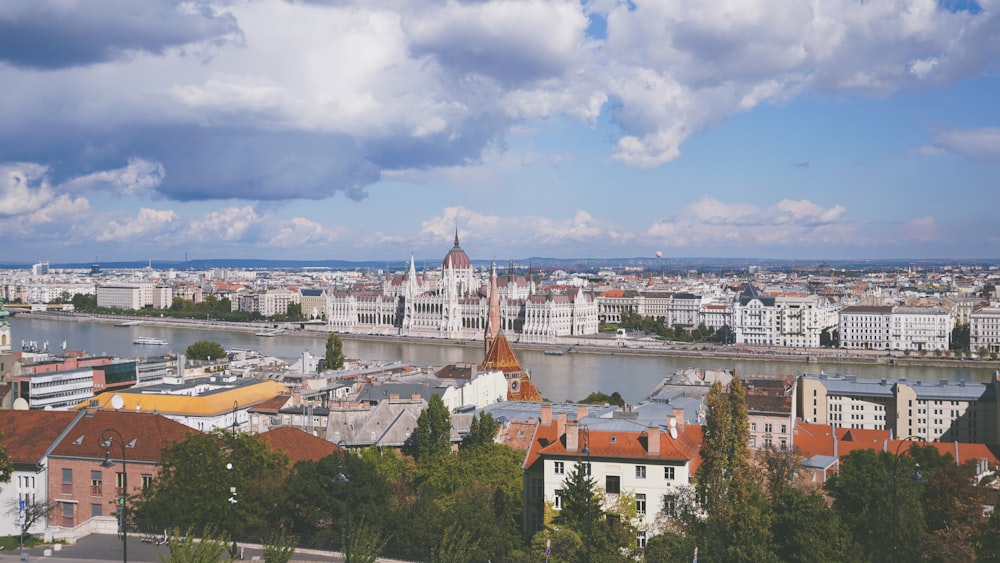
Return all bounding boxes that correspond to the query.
[673,408,685,429]
[389,394,399,401]
[541,403,553,426]
[556,412,566,438]
[577,405,589,422]
[566,422,579,453]
[411,393,422,401]
[648,424,660,456]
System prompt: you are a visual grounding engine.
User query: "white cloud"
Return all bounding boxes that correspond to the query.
[96,208,180,242]
[0,162,55,216]
[647,196,855,247]
[189,206,263,242]
[917,127,1000,161]
[898,216,941,241]
[60,158,166,197]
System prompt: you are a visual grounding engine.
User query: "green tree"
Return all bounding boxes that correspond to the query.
[694,377,775,562]
[157,526,233,563]
[406,395,452,461]
[134,431,289,545]
[261,529,297,563]
[771,488,850,562]
[554,459,604,560]
[922,458,989,561]
[526,527,584,563]
[412,443,524,561]
[185,340,227,361]
[461,412,499,449]
[579,391,625,407]
[825,448,925,562]
[282,449,394,553]
[950,323,970,352]
[324,333,345,370]
[284,302,302,321]
[753,443,805,501]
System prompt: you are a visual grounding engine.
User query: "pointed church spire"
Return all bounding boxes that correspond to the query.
[485,259,500,355]
[454,225,460,248]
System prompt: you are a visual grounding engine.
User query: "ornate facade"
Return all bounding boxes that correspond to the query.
[325,233,599,341]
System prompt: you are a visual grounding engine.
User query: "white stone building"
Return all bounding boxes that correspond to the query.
[970,307,1000,355]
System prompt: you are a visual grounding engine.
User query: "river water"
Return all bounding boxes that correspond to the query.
[11,316,998,405]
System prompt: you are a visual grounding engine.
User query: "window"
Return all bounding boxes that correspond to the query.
[61,469,73,494]
[554,461,565,475]
[780,424,787,434]
[635,465,646,479]
[750,423,757,432]
[530,478,543,501]
[764,423,773,433]
[141,474,153,491]
[605,475,621,495]
[663,494,677,516]
[554,495,562,509]
[637,531,647,549]
[61,502,74,528]
[579,461,591,476]
[636,493,646,515]
[115,472,126,496]
[90,471,102,496]
[91,503,102,517]
[664,466,675,480]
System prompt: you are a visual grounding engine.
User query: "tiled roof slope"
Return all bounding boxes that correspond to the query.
[259,426,339,464]
[524,420,701,471]
[49,410,196,463]
[0,410,81,465]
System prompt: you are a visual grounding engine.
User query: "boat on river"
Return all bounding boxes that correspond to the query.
[133,337,167,345]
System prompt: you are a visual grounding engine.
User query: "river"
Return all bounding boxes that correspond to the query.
[10,315,998,405]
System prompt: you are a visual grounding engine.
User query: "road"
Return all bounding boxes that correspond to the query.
[12,534,357,563]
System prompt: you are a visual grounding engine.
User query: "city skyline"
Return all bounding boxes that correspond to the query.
[1,0,998,263]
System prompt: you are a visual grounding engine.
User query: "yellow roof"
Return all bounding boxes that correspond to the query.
[85,381,290,416]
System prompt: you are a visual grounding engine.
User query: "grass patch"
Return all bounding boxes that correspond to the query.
[0,536,49,551]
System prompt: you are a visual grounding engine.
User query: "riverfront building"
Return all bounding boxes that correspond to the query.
[324,233,600,341]
[799,373,1000,443]
[970,306,1000,355]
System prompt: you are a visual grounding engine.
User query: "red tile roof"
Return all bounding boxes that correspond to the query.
[0,410,81,464]
[258,426,340,464]
[49,410,197,464]
[524,421,701,471]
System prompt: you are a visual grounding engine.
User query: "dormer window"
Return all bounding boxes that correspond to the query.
[610,436,616,443]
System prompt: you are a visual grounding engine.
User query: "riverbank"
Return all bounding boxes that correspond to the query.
[20,311,1000,372]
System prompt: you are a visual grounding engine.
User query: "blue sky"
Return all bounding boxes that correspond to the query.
[1,0,998,264]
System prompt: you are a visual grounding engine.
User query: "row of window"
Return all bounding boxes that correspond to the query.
[552,461,675,481]
[63,468,153,492]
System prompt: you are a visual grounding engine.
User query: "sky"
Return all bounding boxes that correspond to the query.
[1,0,998,264]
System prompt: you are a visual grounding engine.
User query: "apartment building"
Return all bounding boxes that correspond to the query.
[799,373,1000,443]
[839,306,893,350]
[970,306,1000,354]
[522,404,701,545]
[890,306,951,352]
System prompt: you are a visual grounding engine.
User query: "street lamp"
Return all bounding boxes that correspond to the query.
[583,443,592,563]
[228,401,239,559]
[892,436,926,563]
[100,428,130,563]
[333,440,351,563]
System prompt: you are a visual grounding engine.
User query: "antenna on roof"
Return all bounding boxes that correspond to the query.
[669,417,678,440]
